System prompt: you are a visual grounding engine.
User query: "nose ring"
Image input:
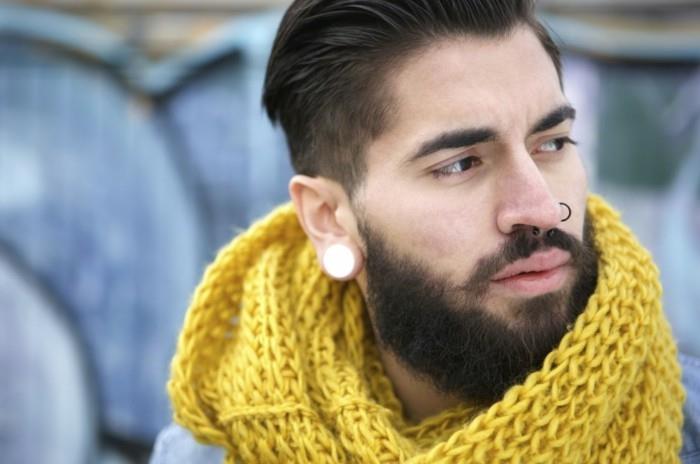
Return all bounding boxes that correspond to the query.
[560,202,572,222]
[530,203,571,236]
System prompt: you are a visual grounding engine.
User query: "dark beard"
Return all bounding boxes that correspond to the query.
[361,218,599,404]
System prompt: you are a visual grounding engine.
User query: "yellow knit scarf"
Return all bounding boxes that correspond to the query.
[168,195,685,463]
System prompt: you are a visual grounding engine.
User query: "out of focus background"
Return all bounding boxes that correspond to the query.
[0,0,698,463]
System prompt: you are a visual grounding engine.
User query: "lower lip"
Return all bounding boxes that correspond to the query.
[491,266,569,296]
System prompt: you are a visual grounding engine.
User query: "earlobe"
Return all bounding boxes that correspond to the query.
[289,175,365,280]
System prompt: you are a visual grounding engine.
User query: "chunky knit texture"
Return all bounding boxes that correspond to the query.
[168,195,685,463]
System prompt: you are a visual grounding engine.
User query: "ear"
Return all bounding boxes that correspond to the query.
[289,175,364,280]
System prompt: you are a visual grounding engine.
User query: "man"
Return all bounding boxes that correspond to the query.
[153,1,700,462]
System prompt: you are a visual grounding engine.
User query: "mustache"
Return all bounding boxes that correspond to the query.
[461,225,590,295]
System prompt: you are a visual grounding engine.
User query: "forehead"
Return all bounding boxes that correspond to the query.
[370,26,565,162]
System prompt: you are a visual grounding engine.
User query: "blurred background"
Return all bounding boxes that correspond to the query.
[0,0,698,463]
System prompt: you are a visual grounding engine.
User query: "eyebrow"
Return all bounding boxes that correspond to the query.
[405,104,576,164]
[529,104,576,136]
[407,128,496,164]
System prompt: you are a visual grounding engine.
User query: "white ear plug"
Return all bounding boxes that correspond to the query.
[322,244,356,280]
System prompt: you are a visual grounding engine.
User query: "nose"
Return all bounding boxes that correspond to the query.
[495,156,561,235]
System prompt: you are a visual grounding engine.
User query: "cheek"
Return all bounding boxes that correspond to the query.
[368,191,488,273]
[412,211,467,257]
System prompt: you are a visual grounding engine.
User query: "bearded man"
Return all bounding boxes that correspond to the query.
[152,1,700,462]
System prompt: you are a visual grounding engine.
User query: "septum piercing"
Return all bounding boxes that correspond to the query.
[532,226,558,238]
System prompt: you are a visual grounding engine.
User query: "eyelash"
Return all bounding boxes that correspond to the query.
[432,136,578,179]
[433,156,482,179]
[537,136,578,153]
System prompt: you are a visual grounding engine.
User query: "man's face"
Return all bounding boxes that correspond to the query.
[352,27,596,402]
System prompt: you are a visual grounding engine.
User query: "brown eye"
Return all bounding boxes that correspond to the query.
[434,156,481,178]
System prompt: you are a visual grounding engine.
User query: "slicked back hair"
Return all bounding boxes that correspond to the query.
[263,0,561,196]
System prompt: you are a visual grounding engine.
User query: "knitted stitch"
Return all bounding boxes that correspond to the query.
[168,195,685,463]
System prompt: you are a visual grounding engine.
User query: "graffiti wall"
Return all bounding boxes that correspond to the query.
[0,3,698,462]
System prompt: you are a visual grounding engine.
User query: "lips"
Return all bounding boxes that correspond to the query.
[492,249,571,282]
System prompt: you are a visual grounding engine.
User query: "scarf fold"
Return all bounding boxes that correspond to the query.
[168,195,684,463]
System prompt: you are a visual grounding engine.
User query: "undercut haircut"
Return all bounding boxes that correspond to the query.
[263,0,561,196]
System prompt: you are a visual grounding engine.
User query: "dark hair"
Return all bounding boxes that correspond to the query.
[263,0,561,196]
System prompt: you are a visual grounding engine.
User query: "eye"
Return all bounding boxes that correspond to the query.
[537,136,578,153]
[433,156,482,178]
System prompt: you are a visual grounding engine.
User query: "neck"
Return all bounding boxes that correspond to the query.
[377,347,462,423]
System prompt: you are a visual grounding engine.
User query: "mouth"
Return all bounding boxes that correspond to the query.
[491,249,571,296]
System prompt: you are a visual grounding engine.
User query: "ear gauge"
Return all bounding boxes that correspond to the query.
[322,244,357,280]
